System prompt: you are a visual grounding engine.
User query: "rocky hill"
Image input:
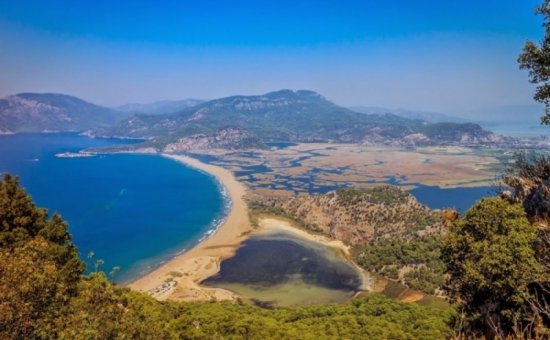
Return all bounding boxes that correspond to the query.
[92,89,499,149]
[0,93,125,133]
[163,127,265,152]
[251,186,452,294]
[253,186,444,245]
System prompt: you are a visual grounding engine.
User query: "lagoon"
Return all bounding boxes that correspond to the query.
[203,230,364,307]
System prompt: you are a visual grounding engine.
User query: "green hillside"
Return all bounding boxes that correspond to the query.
[93,90,496,148]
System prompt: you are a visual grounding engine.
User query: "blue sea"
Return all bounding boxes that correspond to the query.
[0,133,227,283]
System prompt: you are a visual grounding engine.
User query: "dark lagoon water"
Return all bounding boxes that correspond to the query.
[0,133,227,283]
[203,231,363,307]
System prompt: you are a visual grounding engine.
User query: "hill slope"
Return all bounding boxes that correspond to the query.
[350,106,469,124]
[251,186,450,294]
[253,186,444,246]
[0,93,126,133]
[93,89,497,149]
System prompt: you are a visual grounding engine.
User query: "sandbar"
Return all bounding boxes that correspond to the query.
[128,153,252,301]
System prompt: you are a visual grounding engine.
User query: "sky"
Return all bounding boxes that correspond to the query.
[0,0,545,118]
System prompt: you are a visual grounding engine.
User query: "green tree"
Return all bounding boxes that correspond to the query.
[0,174,87,338]
[502,152,550,338]
[0,174,84,283]
[0,237,67,338]
[519,0,550,124]
[442,198,544,338]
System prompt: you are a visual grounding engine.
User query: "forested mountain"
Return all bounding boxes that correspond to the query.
[0,90,498,150]
[92,89,500,150]
[0,93,127,134]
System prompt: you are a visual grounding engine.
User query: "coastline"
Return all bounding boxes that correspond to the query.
[128,153,371,302]
[128,153,253,301]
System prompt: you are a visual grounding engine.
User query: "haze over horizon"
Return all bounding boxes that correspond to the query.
[0,0,545,120]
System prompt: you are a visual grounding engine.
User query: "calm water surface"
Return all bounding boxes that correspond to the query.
[0,133,227,283]
[203,231,363,307]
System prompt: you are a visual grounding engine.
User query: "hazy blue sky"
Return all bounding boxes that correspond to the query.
[0,0,544,116]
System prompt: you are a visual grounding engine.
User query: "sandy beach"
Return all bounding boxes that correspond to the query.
[257,217,371,292]
[128,153,253,301]
[128,153,370,301]
[257,217,352,256]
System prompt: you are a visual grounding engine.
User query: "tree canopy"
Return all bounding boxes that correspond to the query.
[519,0,550,124]
[442,197,546,338]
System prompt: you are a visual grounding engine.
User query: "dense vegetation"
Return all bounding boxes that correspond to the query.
[336,188,447,295]
[0,174,455,339]
[336,187,410,205]
[168,296,453,339]
[357,236,446,295]
[442,197,546,338]
[352,200,456,297]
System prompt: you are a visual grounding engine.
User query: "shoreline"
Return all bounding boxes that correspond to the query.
[128,153,253,301]
[255,217,371,292]
[128,153,371,301]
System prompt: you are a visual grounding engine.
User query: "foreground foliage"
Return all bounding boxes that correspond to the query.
[0,174,453,339]
[519,0,550,124]
[168,295,452,339]
[442,197,548,339]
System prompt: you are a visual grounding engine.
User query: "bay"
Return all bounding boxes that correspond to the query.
[0,133,227,283]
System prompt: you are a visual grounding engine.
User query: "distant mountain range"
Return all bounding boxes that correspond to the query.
[0,90,509,150]
[92,89,503,150]
[115,99,205,115]
[349,106,469,124]
[0,93,126,134]
[0,93,204,134]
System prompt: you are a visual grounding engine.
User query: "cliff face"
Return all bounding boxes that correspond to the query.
[254,186,444,246]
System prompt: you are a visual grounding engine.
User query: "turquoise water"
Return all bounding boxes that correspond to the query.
[0,133,227,283]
